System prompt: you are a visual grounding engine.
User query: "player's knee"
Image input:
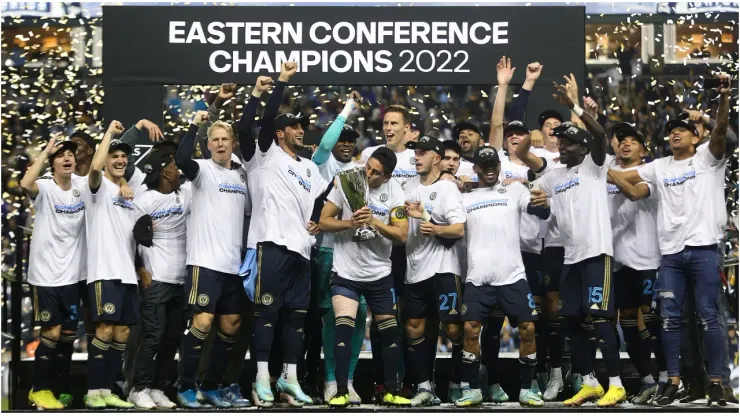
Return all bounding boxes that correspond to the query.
[220,314,241,335]
[95,323,114,342]
[445,322,463,341]
[518,321,535,342]
[545,294,559,315]
[286,309,307,329]
[620,308,638,319]
[405,318,425,339]
[464,321,481,341]
[113,325,130,343]
[192,311,215,333]
[41,325,62,341]
[639,305,651,315]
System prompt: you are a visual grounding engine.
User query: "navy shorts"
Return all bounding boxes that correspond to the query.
[88,280,140,325]
[390,245,407,298]
[614,267,657,310]
[404,273,463,323]
[254,242,311,320]
[32,283,80,328]
[559,254,615,318]
[522,251,543,297]
[542,246,565,293]
[185,266,244,316]
[78,280,90,309]
[331,273,397,316]
[461,279,538,326]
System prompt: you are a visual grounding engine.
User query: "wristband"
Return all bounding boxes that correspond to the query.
[572,105,584,117]
[340,99,355,119]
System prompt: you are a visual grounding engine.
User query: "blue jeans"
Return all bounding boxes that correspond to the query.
[658,245,723,379]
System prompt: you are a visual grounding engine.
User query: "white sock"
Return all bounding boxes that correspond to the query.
[87,389,100,396]
[418,381,432,391]
[609,376,623,388]
[582,373,599,388]
[658,371,668,383]
[551,367,563,382]
[449,382,461,389]
[257,361,269,377]
[282,363,298,382]
[460,382,470,390]
[520,388,530,395]
[326,380,337,388]
[642,375,655,385]
[100,389,112,397]
[348,380,354,388]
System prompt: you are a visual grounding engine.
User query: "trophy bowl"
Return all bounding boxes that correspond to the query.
[338,167,379,242]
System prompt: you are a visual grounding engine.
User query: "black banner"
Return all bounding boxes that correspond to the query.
[103,5,584,86]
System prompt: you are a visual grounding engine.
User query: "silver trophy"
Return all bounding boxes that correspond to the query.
[338,167,378,242]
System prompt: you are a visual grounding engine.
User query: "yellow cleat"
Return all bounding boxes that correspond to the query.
[382,392,412,407]
[29,389,64,410]
[328,394,350,408]
[597,385,627,407]
[563,383,604,407]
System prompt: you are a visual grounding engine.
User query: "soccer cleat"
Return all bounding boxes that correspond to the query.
[597,385,626,407]
[409,389,435,407]
[631,383,657,405]
[382,392,411,406]
[448,384,463,403]
[655,382,678,406]
[488,383,509,403]
[148,388,177,409]
[220,383,251,408]
[566,370,583,394]
[177,388,203,409]
[563,383,604,406]
[328,393,350,408]
[543,377,564,401]
[128,388,156,409]
[372,384,385,405]
[324,382,338,405]
[251,380,274,408]
[724,386,738,404]
[28,389,64,410]
[57,393,73,409]
[102,393,135,408]
[348,382,361,405]
[83,393,107,410]
[652,381,668,405]
[276,377,313,407]
[706,382,727,407]
[531,379,542,397]
[455,388,483,407]
[537,373,549,392]
[519,389,545,407]
[197,387,232,408]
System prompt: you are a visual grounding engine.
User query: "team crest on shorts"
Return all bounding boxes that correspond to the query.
[543,274,551,285]
[430,192,437,200]
[40,310,51,322]
[197,294,209,307]
[498,188,507,194]
[261,293,274,306]
[557,300,564,311]
[103,303,116,314]
[461,303,467,315]
[306,169,311,178]
[72,189,80,197]
[380,193,388,202]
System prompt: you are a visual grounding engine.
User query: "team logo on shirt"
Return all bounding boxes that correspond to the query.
[574,167,579,174]
[409,157,415,165]
[239,174,245,183]
[287,165,312,193]
[261,293,274,306]
[175,195,180,204]
[39,310,51,322]
[498,188,507,194]
[429,192,437,200]
[72,189,80,197]
[103,303,116,314]
[306,169,311,178]
[197,294,209,307]
[380,193,388,202]
[461,303,467,316]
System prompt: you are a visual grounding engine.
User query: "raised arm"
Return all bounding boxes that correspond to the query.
[258,61,297,153]
[175,111,208,181]
[238,76,273,161]
[198,84,235,160]
[20,134,62,199]
[514,134,545,172]
[313,92,360,165]
[489,56,516,151]
[708,74,731,160]
[507,62,542,122]
[89,121,125,191]
[553,80,607,166]
[120,119,164,180]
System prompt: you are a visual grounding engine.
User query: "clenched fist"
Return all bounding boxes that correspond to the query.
[525,62,543,82]
[107,120,124,135]
[192,110,209,127]
[279,61,298,82]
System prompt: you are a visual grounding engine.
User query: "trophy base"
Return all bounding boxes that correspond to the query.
[353,226,379,242]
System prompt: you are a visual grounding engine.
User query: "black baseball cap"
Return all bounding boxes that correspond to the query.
[370,146,397,175]
[452,122,481,139]
[443,139,462,155]
[70,131,96,151]
[551,122,593,146]
[406,135,445,158]
[410,115,423,133]
[335,123,360,142]
[665,118,699,137]
[142,150,174,187]
[474,146,500,169]
[48,140,78,165]
[276,113,310,130]
[152,140,178,153]
[109,139,132,155]
[538,110,564,128]
[504,120,530,136]
[612,122,645,144]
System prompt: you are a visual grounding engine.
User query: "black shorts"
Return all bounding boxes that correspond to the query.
[559,254,615,318]
[614,267,657,310]
[32,283,80,328]
[331,273,397,316]
[89,280,140,325]
[404,273,462,323]
[254,242,311,320]
[522,251,543,297]
[542,246,565,293]
[185,266,244,316]
[461,279,538,327]
[390,245,407,298]
[78,280,90,309]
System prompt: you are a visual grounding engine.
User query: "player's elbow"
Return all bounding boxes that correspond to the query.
[448,223,465,239]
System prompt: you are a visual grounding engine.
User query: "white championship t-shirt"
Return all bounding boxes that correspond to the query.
[499,158,542,255]
[540,157,565,248]
[404,176,466,283]
[71,173,89,281]
[538,153,613,265]
[457,159,478,182]
[328,179,406,281]
[27,176,87,287]
[129,167,147,197]
[246,145,328,260]
[316,153,360,249]
[133,183,192,285]
[464,182,532,286]
[361,145,417,190]
[637,144,728,255]
[186,159,246,274]
[82,176,137,284]
[607,163,661,271]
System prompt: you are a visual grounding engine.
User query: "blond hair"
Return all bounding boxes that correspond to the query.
[207,121,235,140]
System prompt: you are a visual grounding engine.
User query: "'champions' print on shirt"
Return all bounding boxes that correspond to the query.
[287,165,311,192]
[662,170,696,187]
[150,206,185,220]
[393,168,417,179]
[112,197,135,210]
[218,183,247,195]
[54,201,85,214]
[554,177,581,194]
[465,198,509,213]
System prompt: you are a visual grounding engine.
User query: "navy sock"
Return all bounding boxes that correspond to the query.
[282,310,307,370]
[56,334,76,393]
[104,340,126,391]
[377,318,401,392]
[461,350,481,389]
[534,308,549,374]
[179,326,207,392]
[644,314,666,372]
[450,336,463,385]
[407,335,430,386]
[548,320,564,369]
[202,331,237,391]
[593,319,620,378]
[481,316,504,385]
[370,322,384,386]
[334,316,356,390]
[519,354,537,389]
[86,337,109,390]
[620,317,649,378]
[33,336,58,391]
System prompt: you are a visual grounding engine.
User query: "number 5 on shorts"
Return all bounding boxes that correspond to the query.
[588,286,603,303]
